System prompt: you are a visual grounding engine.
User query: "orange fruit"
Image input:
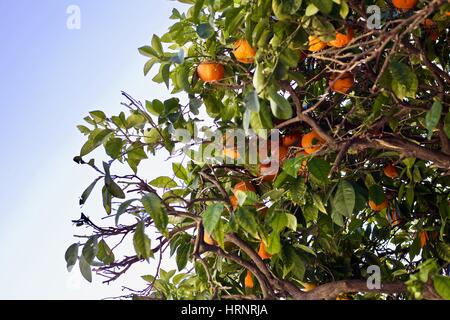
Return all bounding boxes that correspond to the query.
[330,72,354,94]
[446,12,450,17]
[204,232,215,245]
[244,270,254,288]
[369,199,388,211]
[258,241,272,260]
[197,61,225,83]
[422,19,439,41]
[328,27,354,48]
[302,283,317,292]
[230,195,239,210]
[392,0,418,10]
[301,131,325,154]
[259,162,279,182]
[233,39,256,64]
[384,164,399,179]
[308,36,327,52]
[282,132,302,147]
[233,181,256,196]
[419,231,429,248]
[223,147,240,160]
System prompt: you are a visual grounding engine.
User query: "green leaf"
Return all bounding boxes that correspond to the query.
[425,99,442,140]
[285,213,298,231]
[202,203,224,235]
[138,46,158,58]
[272,0,303,20]
[268,89,293,120]
[312,194,327,214]
[105,138,124,159]
[296,244,316,257]
[382,61,418,100]
[149,176,177,189]
[89,110,106,122]
[172,163,189,182]
[436,242,450,262]
[271,211,288,232]
[79,255,92,283]
[79,178,99,206]
[115,199,139,225]
[305,3,319,16]
[333,180,355,218]
[307,158,331,183]
[97,239,115,265]
[433,275,450,300]
[312,0,333,14]
[444,112,450,139]
[65,243,79,272]
[176,242,191,271]
[196,23,215,39]
[82,236,98,264]
[244,90,260,113]
[133,221,153,261]
[234,208,259,238]
[141,193,168,235]
[151,34,164,55]
[146,100,165,116]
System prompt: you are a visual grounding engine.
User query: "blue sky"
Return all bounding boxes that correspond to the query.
[0,0,185,299]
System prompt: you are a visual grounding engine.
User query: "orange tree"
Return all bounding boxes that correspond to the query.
[67,0,450,300]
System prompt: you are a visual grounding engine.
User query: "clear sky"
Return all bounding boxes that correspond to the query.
[0,0,185,299]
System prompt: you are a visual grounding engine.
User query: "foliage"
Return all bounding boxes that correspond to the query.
[67,0,450,300]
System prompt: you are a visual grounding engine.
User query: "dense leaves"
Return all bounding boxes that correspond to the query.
[68,0,450,301]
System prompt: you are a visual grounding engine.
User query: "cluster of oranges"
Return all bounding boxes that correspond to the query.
[259,130,325,182]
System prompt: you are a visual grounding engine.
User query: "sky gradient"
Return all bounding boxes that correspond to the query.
[0,0,185,299]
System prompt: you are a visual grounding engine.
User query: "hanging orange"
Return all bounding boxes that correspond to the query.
[328,27,354,48]
[258,241,272,260]
[233,181,256,196]
[369,199,388,211]
[419,231,429,248]
[392,0,418,10]
[308,36,327,52]
[204,232,215,245]
[330,72,354,94]
[282,132,302,147]
[244,270,254,288]
[259,162,279,182]
[230,195,239,210]
[301,131,325,154]
[422,19,439,41]
[233,39,256,64]
[197,61,225,82]
[384,164,399,178]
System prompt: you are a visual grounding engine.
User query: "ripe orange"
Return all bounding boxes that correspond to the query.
[422,19,439,41]
[369,199,388,211]
[230,195,239,210]
[328,27,354,48]
[282,132,302,147]
[197,61,225,83]
[308,36,327,52]
[419,231,429,248]
[330,72,354,94]
[244,270,254,288]
[259,163,279,182]
[446,12,450,17]
[392,0,418,10]
[301,131,325,154]
[258,241,272,260]
[302,283,317,292]
[384,164,399,179]
[204,232,215,245]
[233,39,256,64]
[233,181,256,197]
